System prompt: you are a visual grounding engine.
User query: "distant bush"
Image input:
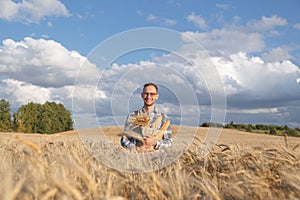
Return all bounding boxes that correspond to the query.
[201,122,223,128]
[285,128,298,137]
[204,121,300,137]
[269,126,277,135]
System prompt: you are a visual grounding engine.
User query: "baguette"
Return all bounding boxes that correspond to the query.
[122,131,144,141]
[154,119,170,140]
[123,114,170,152]
[151,114,162,129]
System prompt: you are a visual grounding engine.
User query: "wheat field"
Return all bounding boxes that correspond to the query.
[1,126,300,200]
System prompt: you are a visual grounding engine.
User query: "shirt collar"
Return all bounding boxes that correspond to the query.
[142,106,160,114]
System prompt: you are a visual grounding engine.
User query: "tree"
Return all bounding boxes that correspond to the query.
[269,126,277,135]
[13,101,73,134]
[246,124,253,132]
[0,99,12,132]
[285,127,298,137]
[224,121,234,128]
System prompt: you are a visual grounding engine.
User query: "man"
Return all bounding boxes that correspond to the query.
[120,83,172,152]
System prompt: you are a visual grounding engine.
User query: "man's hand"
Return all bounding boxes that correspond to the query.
[135,136,158,153]
[143,136,157,146]
[137,144,156,153]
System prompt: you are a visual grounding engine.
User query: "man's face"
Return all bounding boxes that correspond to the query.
[141,85,158,106]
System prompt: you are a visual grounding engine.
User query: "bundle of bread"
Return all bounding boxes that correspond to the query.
[124,113,170,140]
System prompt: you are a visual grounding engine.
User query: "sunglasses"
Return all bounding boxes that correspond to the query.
[141,92,157,97]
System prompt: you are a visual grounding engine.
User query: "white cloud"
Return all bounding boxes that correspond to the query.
[212,52,300,103]
[0,0,70,23]
[246,15,287,32]
[146,13,176,26]
[293,23,300,30]
[163,18,177,26]
[262,46,294,62]
[147,13,157,21]
[84,43,298,125]
[0,78,90,113]
[183,29,264,54]
[0,37,99,87]
[0,79,51,106]
[227,107,279,114]
[0,37,103,116]
[216,3,234,10]
[2,37,300,127]
[0,0,18,21]
[186,12,208,30]
[182,15,290,56]
[1,12,299,128]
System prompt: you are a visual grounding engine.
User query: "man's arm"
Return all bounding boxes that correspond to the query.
[121,112,144,149]
[154,128,172,149]
[120,135,137,149]
[121,113,136,149]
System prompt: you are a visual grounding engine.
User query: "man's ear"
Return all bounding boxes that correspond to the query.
[155,94,159,100]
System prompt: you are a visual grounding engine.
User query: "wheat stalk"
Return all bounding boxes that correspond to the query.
[15,136,42,155]
[130,113,150,127]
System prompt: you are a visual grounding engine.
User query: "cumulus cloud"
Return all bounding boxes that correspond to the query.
[186,12,208,29]
[212,52,300,104]
[70,53,210,127]
[293,23,300,30]
[0,79,51,106]
[246,15,287,32]
[216,3,234,10]
[182,15,289,56]
[227,107,279,115]
[1,13,299,128]
[146,13,177,26]
[0,0,70,23]
[1,34,299,127]
[0,37,102,116]
[183,29,264,54]
[0,37,99,87]
[83,46,300,127]
[262,46,294,62]
[147,13,157,21]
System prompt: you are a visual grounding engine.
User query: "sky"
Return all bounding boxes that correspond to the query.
[0,0,300,129]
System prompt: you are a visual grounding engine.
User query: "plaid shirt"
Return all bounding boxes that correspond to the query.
[120,107,172,150]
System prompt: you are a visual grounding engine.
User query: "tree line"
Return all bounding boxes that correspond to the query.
[201,121,300,137]
[0,99,73,134]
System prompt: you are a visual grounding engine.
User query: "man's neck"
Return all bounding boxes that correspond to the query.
[143,105,155,113]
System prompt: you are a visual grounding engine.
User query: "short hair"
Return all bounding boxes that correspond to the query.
[143,82,158,93]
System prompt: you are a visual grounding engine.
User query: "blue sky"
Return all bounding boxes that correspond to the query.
[0,0,300,129]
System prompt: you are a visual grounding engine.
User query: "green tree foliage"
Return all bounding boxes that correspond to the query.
[0,99,12,132]
[13,101,73,134]
[269,126,277,135]
[285,128,298,137]
[220,121,299,137]
[201,122,223,128]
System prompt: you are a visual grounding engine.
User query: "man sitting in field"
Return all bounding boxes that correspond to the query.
[120,83,172,152]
